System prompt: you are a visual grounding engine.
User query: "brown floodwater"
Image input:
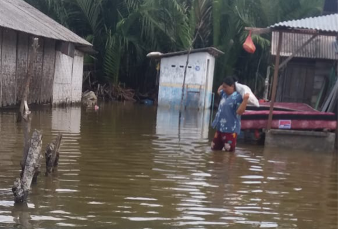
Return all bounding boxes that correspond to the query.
[0,103,337,229]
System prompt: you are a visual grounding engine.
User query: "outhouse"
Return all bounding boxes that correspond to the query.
[154,47,223,110]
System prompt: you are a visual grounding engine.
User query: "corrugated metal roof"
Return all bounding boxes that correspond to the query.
[0,0,92,47]
[271,31,338,60]
[270,14,338,33]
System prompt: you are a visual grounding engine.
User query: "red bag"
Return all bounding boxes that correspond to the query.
[243,31,256,54]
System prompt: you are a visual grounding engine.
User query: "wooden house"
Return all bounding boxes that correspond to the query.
[270,14,338,109]
[0,0,93,107]
[269,0,338,110]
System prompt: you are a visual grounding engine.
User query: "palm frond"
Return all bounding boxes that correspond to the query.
[104,39,122,84]
[74,0,103,33]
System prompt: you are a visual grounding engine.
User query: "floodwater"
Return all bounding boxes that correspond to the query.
[0,103,337,229]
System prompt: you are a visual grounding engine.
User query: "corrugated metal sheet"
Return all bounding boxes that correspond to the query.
[270,14,338,33]
[0,0,91,47]
[271,32,338,60]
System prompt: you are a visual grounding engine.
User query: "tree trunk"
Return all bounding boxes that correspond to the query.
[12,130,43,203]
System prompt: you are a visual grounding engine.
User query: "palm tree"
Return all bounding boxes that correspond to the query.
[25,0,324,96]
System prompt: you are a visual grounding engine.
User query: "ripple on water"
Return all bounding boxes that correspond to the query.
[0,105,337,228]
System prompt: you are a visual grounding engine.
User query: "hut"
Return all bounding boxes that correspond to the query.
[245,12,338,152]
[269,14,338,109]
[150,47,223,110]
[0,0,93,107]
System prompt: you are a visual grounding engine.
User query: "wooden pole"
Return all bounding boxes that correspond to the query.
[12,38,43,203]
[19,38,40,179]
[18,38,39,123]
[267,32,283,131]
[179,48,192,111]
[179,29,200,112]
[178,31,200,139]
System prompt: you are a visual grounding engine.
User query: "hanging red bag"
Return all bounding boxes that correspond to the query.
[243,31,256,54]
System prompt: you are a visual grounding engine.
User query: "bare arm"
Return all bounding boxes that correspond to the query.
[236,93,249,115]
[217,85,223,96]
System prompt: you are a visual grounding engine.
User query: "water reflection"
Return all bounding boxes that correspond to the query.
[0,104,336,228]
[52,107,81,134]
[156,107,210,140]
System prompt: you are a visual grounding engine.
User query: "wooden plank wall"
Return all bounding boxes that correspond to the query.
[0,28,84,107]
[277,60,333,107]
[1,29,17,107]
[0,28,2,107]
[41,39,56,104]
[52,51,74,104]
[16,33,29,103]
[71,50,84,103]
[52,48,84,105]
[0,28,58,107]
[29,38,44,104]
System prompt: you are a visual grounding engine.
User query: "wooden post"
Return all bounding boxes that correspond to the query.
[45,133,63,174]
[18,38,39,122]
[179,47,192,111]
[12,130,43,203]
[19,38,39,172]
[179,28,200,112]
[12,38,43,203]
[267,32,283,131]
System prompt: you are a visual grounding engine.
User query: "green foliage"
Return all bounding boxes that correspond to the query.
[25,0,324,94]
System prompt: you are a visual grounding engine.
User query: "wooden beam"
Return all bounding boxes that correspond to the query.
[279,34,318,69]
[245,27,272,35]
[246,26,337,37]
[267,32,283,131]
[273,28,336,37]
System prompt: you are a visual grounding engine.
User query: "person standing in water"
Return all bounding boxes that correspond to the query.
[211,76,249,152]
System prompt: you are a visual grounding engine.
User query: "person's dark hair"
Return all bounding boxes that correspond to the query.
[223,75,238,87]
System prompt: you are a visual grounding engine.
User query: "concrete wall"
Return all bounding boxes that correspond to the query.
[265,129,336,152]
[158,52,215,109]
[0,27,84,107]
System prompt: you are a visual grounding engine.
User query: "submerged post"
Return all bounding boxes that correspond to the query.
[267,32,283,131]
[12,130,43,203]
[45,133,63,174]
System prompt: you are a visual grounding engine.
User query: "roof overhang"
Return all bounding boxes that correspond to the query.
[147,47,224,59]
